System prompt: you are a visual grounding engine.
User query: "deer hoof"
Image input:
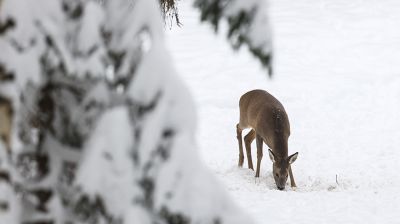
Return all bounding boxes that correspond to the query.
[238,156,244,167]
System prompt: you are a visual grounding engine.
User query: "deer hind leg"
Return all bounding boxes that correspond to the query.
[236,124,244,167]
[288,165,297,188]
[255,134,263,177]
[244,129,255,170]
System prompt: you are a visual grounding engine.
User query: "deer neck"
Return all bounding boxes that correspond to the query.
[271,136,288,159]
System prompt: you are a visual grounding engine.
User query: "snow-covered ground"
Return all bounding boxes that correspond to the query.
[166,0,400,223]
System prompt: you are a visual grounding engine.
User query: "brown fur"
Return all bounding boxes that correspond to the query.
[236,89,298,190]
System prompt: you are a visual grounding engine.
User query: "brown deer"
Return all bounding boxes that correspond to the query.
[236,89,298,190]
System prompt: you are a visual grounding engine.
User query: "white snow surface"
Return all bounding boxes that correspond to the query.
[166,0,400,223]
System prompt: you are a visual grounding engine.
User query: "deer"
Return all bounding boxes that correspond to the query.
[236,89,298,190]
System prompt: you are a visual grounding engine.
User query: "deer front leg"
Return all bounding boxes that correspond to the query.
[244,129,255,170]
[236,124,244,167]
[288,165,297,188]
[255,134,263,177]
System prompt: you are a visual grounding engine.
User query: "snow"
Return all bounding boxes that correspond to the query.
[1,0,399,222]
[166,0,400,223]
[224,0,272,52]
[76,107,136,217]
[2,0,259,222]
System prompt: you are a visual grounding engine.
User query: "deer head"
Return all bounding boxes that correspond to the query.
[268,149,298,190]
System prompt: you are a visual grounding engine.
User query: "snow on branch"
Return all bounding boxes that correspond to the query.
[0,0,255,223]
[195,0,273,76]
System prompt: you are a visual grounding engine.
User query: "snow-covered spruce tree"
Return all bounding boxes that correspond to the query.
[0,0,254,223]
[195,0,273,76]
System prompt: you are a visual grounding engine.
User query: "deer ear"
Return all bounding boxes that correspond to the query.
[268,149,276,163]
[288,152,298,164]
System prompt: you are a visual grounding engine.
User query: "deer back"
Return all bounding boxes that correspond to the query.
[239,90,290,156]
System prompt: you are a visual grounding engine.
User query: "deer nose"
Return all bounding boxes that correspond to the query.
[277,186,285,190]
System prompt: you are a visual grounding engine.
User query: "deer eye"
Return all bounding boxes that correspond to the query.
[275,173,279,178]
